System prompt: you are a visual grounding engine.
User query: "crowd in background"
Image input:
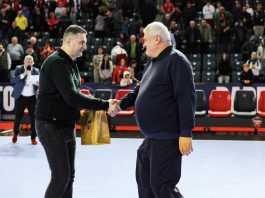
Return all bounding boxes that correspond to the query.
[0,0,265,85]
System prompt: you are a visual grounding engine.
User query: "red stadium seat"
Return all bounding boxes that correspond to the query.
[208,90,231,117]
[258,90,265,118]
[115,89,134,116]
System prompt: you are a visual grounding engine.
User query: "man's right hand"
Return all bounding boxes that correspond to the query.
[107,99,121,117]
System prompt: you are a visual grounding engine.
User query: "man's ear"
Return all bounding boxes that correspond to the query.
[155,35,161,44]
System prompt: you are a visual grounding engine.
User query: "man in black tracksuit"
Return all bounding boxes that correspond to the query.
[35,25,117,198]
[118,22,196,198]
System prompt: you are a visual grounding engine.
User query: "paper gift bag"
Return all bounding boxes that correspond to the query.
[80,110,111,145]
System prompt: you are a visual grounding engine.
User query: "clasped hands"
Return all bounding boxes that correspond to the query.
[107,99,121,117]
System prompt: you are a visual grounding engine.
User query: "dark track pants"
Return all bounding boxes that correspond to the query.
[13,95,36,139]
[136,138,182,198]
[36,120,76,198]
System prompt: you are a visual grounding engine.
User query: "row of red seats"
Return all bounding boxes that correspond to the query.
[196,89,265,118]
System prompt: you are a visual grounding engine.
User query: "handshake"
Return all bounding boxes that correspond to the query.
[107,99,122,117]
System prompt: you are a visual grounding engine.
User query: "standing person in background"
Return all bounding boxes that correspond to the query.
[99,54,113,83]
[10,55,39,145]
[116,22,195,198]
[0,43,12,82]
[35,25,118,198]
[7,36,24,69]
[257,38,265,72]
[92,47,104,83]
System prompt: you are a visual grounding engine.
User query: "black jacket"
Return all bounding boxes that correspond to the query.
[120,46,196,139]
[36,49,109,123]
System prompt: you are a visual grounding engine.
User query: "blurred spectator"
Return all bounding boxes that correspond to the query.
[121,0,134,18]
[202,0,215,28]
[92,47,104,83]
[127,13,142,36]
[138,26,144,40]
[214,6,233,52]
[21,5,30,19]
[91,0,103,19]
[231,1,242,23]
[253,2,265,36]
[39,40,55,63]
[44,0,57,12]
[105,10,114,37]
[217,52,232,83]
[111,42,127,65]
[69,3,78,23]
[0,8,12,39]
[183,20,201,54]
[47,11,59,38]
[112,58,128,84]
[112,9,124,37]
[119,32,128,47]
[58,9,73,38]
[241,35,260,62]
[15,10,28,31]
[7,36,24,69]
[233,19,249,53]
[170,3,181,23]
[120,70,132,87]
[125,34,141,63]
[257,38,265,69]
[162,13,172,28]
[32,6,47,31]
[240,63,254,85]
[246,51,261,81]
[54,1,67,19]
[1,0,20,12]
[128,59,140,83]
[169,21,181,48]
[94,7,106,38]
[7,21,23,43]
[0,42,11,82]
[200,19,212,53]
[245,2,253,16]
[162,0,175,15]
[214,6,233,35]
[182,1,196,27]
[56,0,68,7]
[24,45,39,68]
[99,54,113,83]
[241,5,253,30]
[139,0,157,26]
[80,0,94,19]
[28,37,40,60]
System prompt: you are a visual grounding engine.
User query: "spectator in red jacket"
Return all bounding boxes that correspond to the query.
[112,58,128,84]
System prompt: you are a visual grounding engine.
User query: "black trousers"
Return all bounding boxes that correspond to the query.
[35,120,76,198]
[13,95,36,139]
[136,138,182,198]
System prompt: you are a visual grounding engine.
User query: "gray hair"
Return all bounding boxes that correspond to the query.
[143,22,171,45]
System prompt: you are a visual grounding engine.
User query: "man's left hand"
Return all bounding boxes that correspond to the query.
[179,137,193,156]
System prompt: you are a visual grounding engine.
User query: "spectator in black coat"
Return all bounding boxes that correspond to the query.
[240,63,254,85]
[217,52,232,83]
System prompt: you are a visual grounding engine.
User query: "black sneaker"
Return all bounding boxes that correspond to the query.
[173,187,184,198]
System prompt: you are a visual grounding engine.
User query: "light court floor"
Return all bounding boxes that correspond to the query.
[0,136,264,198]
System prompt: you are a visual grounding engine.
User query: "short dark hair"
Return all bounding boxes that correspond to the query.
[63,25,87,39]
